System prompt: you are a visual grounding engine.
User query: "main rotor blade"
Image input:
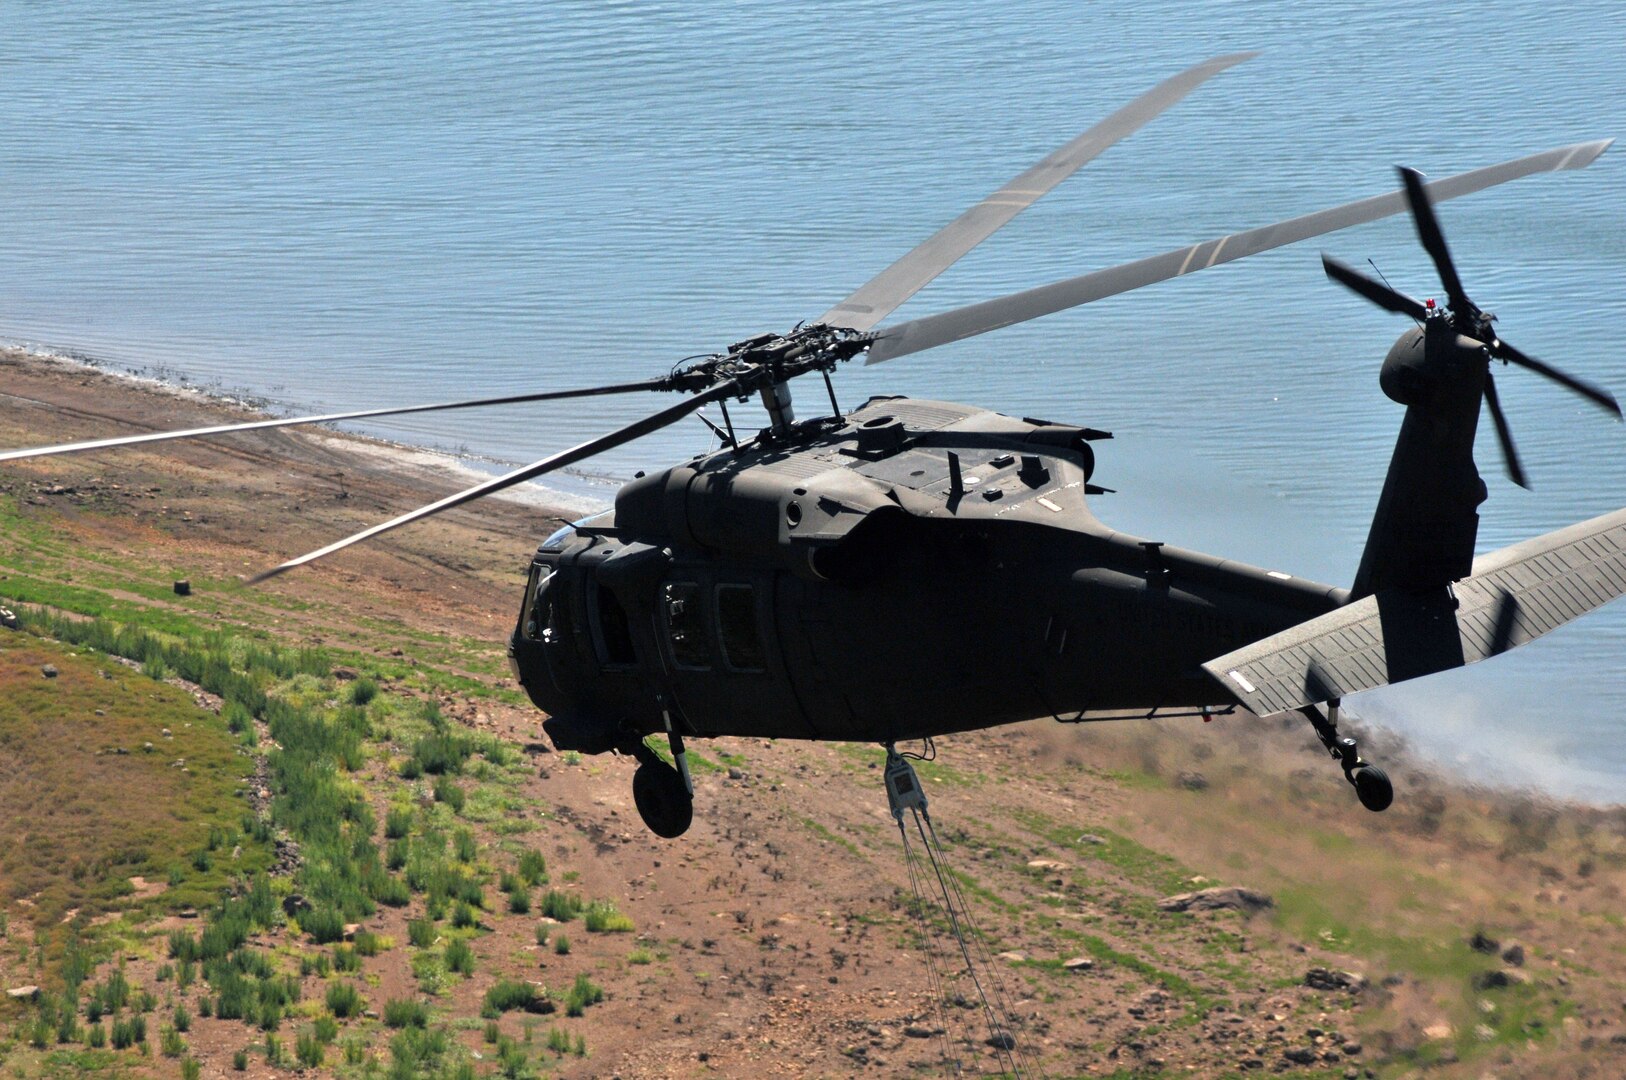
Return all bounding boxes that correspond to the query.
[0,379,676,464]
[1493,339,1622,417]
[816,52,1257,333]
[1321,254,1429,320]
[1482,369,1529,489]
[248,382,740,583]
[1398,165,1473,315]
[865,139,1611,365]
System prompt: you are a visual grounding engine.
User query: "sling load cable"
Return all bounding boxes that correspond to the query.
[916,795,1042,1080]
[886,745,1034,1078]
[895,798,965,1076]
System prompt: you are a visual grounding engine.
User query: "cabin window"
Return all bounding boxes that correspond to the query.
[716,584,766,672]
[590,584,637,668]
[662,581,710,670]
[522,565,554,642]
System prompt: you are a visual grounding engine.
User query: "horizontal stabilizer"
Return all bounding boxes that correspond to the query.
[1203,506,1626,716]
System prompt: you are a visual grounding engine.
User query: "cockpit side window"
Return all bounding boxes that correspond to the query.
[522,564,554,642]
[661,582,710,670]
[716,584,766,673]
[590,584,638,668]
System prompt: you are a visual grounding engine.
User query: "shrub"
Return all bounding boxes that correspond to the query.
[181,1058,201,1080]
[481,980,538,1017]
[333,945,361,972]
[453,829,477,863]
[161,1025,185,1057]
[353,931,384,957]
[407,918,435,948]
[452,902,477,930]
[628,947,654,965]
[383,998,429,1029]
[296,1032,325,1068]
[370,873,412,908]
[233,1049,249,1071]
[539,890,582,921]
[444,938,475,977]
[546,1026,570,1054]
[399,757,423,780]
[413,731,474,775]
[583,900,633,933]
[553,934,570,955]
[484,1020,500,1044]
[387,838,410,870]
[385,807,413,840]
[173,1005,190,1033]
[264,1033,282,1066]
[534,924,549,947]
[433,776,466,813]
[564,974,604,1017]
[313,1013,339,1044]
[508,885,531,914]
[517,851,547,886]
[302,908,346,944]
[325,982,363,1019]
[349,677,379,706]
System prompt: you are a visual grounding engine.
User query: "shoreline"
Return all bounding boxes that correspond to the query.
[0,339,615,515]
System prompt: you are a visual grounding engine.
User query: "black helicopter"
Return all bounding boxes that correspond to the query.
[7,54,1624,838]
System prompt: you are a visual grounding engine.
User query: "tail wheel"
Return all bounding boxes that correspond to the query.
[633,759,693,838]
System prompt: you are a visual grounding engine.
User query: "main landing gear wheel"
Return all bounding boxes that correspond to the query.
[633,758,693,838]
[1352,766,1394,812]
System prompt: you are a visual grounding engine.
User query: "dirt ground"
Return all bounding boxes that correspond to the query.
[4,346,1626,1080]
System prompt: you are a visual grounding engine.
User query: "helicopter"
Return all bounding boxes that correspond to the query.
[5,53,1623,838]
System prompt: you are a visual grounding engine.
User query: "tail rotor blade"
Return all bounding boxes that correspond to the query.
[1321,254,1429,319]
[1482,369,1529,489]
[1492,340,1622,418]
[1398,166,1473,314]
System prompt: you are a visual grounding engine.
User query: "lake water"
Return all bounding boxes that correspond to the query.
[4,1,1625,800]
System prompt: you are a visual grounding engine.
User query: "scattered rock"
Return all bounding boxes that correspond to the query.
[172,579,191,596]
[1027,859,1068,872]
[1473,969,1513,990]
[161,727,173,738]
[41,664,58,678]
[1502,942,1526,967]
[178,908,199,920]
[1469,930,1500,954]
[1304,968,1367,993]
[1062,956,1094,972]
[902,1025,937,1039]
[343,923,362,940]
[0,607,17,629]
[995,951,1028,963]
[7,986,40,1001]
[142,742,154,752]
[1176,770,1209,791]
[1340,1041,1362,1055]
[1282,1047,1318,1065]
[985,1032,1016,1051]
[282,894,313,918]
[332,667,358,681]
[1076,834,1106,845]
[728,767,746,780]
[1157,886,1273,913]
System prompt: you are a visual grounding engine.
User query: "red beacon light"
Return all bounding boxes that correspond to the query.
[1425,298,1437,310]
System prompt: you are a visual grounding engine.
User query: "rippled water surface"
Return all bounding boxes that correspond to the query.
[5,1,1626,797]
